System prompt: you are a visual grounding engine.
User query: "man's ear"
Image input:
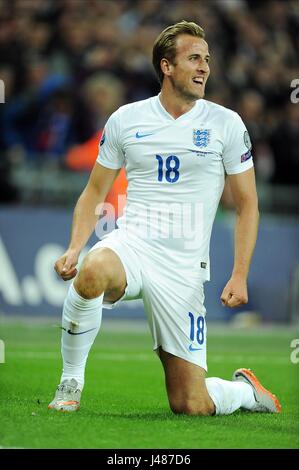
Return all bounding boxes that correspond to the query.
[160,58,173,78]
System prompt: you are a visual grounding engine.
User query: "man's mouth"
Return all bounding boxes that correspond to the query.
[192,77,204,85]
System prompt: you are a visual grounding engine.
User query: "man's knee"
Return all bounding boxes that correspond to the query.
[170,397,215,416]
[74,249,113,299]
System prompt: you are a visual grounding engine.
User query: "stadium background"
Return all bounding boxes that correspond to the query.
[0,0,299,323]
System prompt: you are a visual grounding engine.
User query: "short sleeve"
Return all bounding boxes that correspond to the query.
[96,110,124,169]
[222,113,254,175]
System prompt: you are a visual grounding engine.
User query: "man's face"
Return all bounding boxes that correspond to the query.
[166,34,210,101]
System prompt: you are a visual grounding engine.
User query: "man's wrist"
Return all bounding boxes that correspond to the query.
[68,245,82,255]
[231,270,248,281]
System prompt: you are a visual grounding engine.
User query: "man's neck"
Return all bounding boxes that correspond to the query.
[159,88,197,119]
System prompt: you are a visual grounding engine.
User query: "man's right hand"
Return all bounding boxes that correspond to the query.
[54,249,80,281]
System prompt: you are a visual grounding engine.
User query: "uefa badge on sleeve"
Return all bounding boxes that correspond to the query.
[244,130,252,150]
[241,150,252,163]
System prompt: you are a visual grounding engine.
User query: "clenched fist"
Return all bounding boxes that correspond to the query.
[54,249,79,281]
[220,276,248,308]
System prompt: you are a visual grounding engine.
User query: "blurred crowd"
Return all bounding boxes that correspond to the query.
[0,0,299,203]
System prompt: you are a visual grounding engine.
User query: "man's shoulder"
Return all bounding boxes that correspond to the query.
[202,99,238,121]
[117,96,155,116]
[107,96,155,128]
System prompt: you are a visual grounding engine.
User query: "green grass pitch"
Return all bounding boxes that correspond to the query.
[0,318,298,449]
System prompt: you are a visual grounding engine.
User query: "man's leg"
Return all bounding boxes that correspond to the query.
[158,348,257,416]
[158,348,215,415]
[49,247,127,411]
[142,264,281,416]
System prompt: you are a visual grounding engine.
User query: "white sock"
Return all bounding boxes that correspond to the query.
[206,377,256,415]
[60,283,103,390]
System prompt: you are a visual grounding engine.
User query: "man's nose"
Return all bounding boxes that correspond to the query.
[197,63,208,74]
[201,62,209,72]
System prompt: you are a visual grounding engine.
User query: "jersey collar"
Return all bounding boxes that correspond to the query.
[154,93,204,122]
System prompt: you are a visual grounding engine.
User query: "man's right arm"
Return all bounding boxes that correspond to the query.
[55,163,120,280]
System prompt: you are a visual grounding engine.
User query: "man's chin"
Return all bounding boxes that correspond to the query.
[196,88,205,99]
[190,88,205,101]
[177,86,205,102]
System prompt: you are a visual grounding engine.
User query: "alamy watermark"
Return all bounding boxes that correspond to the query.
[95,198,204,250]
[290,79,299,104]
[0,339,5,363]
[0,79,4,103]
[290,339,299,364]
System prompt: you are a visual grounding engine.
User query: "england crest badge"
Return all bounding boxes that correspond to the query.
[193,129,211,147]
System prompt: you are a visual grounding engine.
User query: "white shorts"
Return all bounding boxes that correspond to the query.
[90,229,207,370]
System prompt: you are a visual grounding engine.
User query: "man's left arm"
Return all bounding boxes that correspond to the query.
[220,167,259,308]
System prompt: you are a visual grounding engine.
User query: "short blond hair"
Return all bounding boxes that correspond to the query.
[152,20,205,84]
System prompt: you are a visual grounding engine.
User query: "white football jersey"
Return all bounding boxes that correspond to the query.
[97,94,253,281]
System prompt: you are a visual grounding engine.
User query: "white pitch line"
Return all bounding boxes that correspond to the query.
[211,355,289,365]
[7,351,153,361]
[0,446,25,449]
[7,351,290,364]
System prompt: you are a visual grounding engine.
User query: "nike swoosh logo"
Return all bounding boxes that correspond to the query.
[62,327,97,336]
[135,132,154,139]
[188,344,203,352]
